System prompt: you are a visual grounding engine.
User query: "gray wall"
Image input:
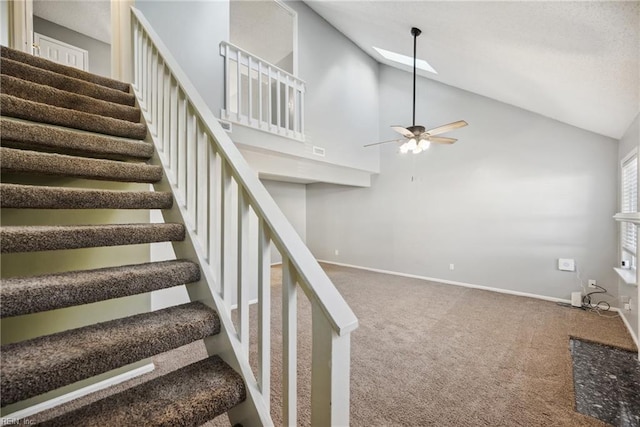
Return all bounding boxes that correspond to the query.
[228,1,380,176]
[262,179,307,264]
[33,16,110,77]
[618,113,639,340]
[135,0,228,116]
[307,64,619,303]
[0,0,9,47]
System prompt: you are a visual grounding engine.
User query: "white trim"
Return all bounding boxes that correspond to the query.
[318,260,573,304]
[320,259,640,357]
[614,267,637,286]
[272,0,298,76]
[1,363,155,421]
[610,307,639,356]
[614,212,640,224]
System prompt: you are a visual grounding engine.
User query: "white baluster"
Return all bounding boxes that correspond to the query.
[224,44,231,117]
[161,66,171,154]
[196,122,209,254]
[220,161,233,302]
[169,78,178,181]
[177,89,187,205]
[237,50,242,122]
[237,188,250,357]
[258,61,263,127]
[258,219,271,409]
[276,70,281,130]
[285,75,290,132]
[248,56,253,124]
[311,300,351,426]
[186,106,197,226]
[282,257,297,426]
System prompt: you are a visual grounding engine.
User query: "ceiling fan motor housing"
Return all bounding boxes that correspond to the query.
[407,125,426,136]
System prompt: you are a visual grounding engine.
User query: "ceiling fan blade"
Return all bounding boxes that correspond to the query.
[425,120,468,136]
[428,136,457,144]
[364,138,404,147]
[391,126,415,138]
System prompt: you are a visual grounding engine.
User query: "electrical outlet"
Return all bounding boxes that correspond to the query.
[588,279,597,288]
[449,264,455,270]
[334,249,339,256]
[624,302,631,311]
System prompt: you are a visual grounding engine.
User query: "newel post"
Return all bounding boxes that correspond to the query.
[310,302,351,426]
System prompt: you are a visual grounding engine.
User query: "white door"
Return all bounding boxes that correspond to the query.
[34,33,89,71]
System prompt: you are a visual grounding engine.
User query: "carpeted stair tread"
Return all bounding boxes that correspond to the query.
[0,302,220,406]
[1,75,140,122]
[0,118,153,160]
[0,223,185,253]
[1,57,134,106]
[1,46,131,93]
[40,356,246,427]
[1,95,146,139]
[1,147,162,183]
[0,184,173,210]
[0,260,200,318]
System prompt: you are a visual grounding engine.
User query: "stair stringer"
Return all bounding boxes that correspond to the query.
[146,145,273,427]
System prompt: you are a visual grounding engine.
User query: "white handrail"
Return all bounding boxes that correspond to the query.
[220,41,305,141]
[131,7,357,426]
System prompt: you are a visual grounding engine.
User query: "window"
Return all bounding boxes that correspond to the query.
[621,151,637,268]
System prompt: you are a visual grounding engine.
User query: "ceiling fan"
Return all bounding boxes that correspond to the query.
[365,27,468,154]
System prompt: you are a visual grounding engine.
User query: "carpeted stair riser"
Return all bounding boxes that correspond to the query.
[1,46,130,93]
[0,46,247,423]
[0,57,134,106]
[1,95,146,139]
[40,356,246,427]
[0,148,162,183]
[0,118,153,160]
[1,75,140,123]
[0,184,173,210]
[0,302,220,406]
[0,260,200,318]
[0,223,185,253]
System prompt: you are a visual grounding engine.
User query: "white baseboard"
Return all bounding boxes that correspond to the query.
[611,307,640,353]
[319,260,640,355]
[317,259,574,304]
[1,363,155,421]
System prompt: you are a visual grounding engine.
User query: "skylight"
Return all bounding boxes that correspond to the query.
[373,46,437,74]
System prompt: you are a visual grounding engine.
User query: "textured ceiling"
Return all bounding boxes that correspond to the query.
[306,0,639,139]
[32,0,639,139]
[33,0,111,44]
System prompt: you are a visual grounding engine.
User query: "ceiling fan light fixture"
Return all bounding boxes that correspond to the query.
[364,27,468,152]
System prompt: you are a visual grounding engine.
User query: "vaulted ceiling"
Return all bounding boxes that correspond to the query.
[33,0,639,139]
[306,1,639,139]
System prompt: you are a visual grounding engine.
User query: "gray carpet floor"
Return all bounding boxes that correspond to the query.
[26,263,636,426]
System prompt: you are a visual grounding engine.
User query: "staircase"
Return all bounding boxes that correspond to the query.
[0,46,247,425]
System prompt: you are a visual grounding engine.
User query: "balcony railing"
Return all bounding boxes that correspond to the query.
[220,42,305,141]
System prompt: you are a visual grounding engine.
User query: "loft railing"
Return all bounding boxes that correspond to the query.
[220,42,305,142]
[131,7,357,426]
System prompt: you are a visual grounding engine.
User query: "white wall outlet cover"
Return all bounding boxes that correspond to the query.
[558,258,575,271]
